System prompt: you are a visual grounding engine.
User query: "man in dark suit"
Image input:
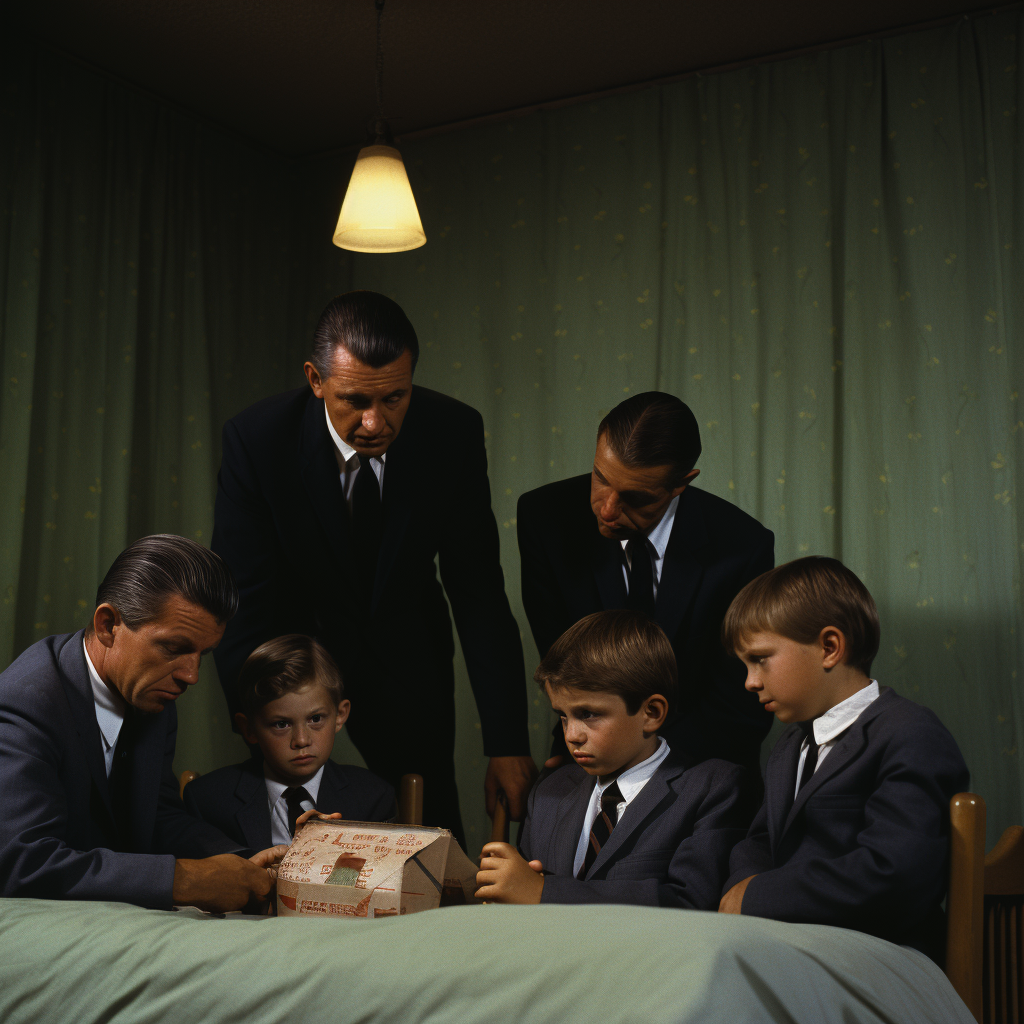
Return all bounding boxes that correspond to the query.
[212,291,535,840]
[518,392,774,771]
[183,758,396,851]
[0,535,280,910]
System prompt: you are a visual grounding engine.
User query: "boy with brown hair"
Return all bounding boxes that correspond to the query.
[718,556,969,959]
[476,609,754,907]
[184,635,395,848]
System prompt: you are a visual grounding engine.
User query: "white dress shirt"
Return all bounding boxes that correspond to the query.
[619,494,679,601]
[794,680,881,799]
[573,737,671,877]
[83,638,127,777]
[324,404,385,510]
[266,765,325,847]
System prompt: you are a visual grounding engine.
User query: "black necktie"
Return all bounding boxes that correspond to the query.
[797,721,819,792]
[625,537,655,617]
[351,456,383,586]
[284,786,313,838]
[578,781,623,879]
[108,712,137,852]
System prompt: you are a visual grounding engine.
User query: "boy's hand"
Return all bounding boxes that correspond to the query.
[475,842,545,904]
[294,809,343,830]
[485,756,538,821]
[172,854,274,913]
[719,875,756,914]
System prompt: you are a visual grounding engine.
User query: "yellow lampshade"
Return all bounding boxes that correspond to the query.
[332,144,426,253]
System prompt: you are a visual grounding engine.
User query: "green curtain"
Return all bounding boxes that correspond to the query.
[3,10,1022,852]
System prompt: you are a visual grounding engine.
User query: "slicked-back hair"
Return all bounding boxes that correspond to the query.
[722,556,881,676]
[238,634,344,717]
[535,610,678,715]
[310,290,419,378]
[598,392,701,486]
[92,534,238,631]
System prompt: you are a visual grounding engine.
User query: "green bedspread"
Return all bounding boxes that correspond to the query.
[0,898,972,1023]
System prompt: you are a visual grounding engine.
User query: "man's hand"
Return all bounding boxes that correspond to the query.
[475,842,545,904]
[172,854,274,913]
[485,756,538,821]
[250,844,289,879]
[543,754,566,770]
[719,875,756,914]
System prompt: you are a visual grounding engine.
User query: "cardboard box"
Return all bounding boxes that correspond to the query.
[276,820,482,918]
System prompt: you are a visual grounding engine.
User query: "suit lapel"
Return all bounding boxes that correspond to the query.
[234,762,273,851]
[315,761,350,818]
[590,530,627,610]
[299,393,354,573]
[766,729,803,852]
[371,397,421,611]
[586,757,684,878]
[552,772,594,876]
[129,708,167,851]
[654,487,708,641]
[58,632,114,823]
[780,689,897,840]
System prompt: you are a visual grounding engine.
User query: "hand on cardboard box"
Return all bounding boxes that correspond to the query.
[485,756,538,821]
[718,875,756,914]
[294,809,343,831]
[250,844,289,880]
[475,842,545,904]
[172,854,275,913]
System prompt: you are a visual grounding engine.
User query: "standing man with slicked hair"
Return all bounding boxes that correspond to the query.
[212,291,535,842]
[518,392,775,775]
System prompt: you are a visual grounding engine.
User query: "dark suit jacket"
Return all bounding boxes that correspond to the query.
[518,752,754,909]
[0,631,243,907]
[183,758,397,851]
[212,385,528,767]
[518,477,774,767]
[725,687,970,957]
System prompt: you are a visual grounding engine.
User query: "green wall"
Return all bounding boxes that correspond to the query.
[3,9,1022,852]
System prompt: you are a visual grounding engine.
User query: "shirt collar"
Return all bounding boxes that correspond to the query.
[82,637,127,749]
[324,403,386,466]
[813,679,881,745]
[265,763,326,805]
[619,494,679,561]
[596,736,671,802]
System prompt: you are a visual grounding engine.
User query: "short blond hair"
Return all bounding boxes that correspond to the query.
[722,556,880,675]
[238,634,343,716]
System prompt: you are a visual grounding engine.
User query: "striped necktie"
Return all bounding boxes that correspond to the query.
[578,781,624,879]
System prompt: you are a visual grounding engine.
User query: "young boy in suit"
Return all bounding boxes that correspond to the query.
[184,635,396,849]
[476,610,754,907]
[718,556,969,959]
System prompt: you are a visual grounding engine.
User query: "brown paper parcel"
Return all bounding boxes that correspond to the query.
[276,820,482,918]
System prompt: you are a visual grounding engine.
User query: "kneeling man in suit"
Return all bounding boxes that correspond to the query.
[0,535,281,911]
[518,392,774,772]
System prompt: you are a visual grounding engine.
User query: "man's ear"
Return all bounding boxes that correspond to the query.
[235,711,257,746]
[304,361,324,398]
[335,700,351,732]
[641,694,670,735]
[92,604,120,649]
[671,467,700,498]
[819,627,847,670]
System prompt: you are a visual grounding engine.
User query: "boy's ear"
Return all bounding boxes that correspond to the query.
[641,694,670,735]
[234,711,256,746]
[335,700,351,733]
[819,626,847,670]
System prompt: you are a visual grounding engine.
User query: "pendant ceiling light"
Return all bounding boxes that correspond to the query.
[333,0,426,253]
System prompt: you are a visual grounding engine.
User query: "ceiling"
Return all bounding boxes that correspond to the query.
[8,0,1004,156]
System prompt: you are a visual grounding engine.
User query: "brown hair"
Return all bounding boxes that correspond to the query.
[598,392,701,486]
[721,556,880,675]
[535,610,678,714]
[237,635,344,717]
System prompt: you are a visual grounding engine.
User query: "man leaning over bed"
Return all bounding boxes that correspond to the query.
[0,535,283,912]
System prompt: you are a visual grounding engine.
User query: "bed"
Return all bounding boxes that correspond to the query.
[0,897,973,1023]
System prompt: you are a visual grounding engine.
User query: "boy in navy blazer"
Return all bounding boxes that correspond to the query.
[476,610,754,908]
[718,556,969,959]
[185,635,395,850]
